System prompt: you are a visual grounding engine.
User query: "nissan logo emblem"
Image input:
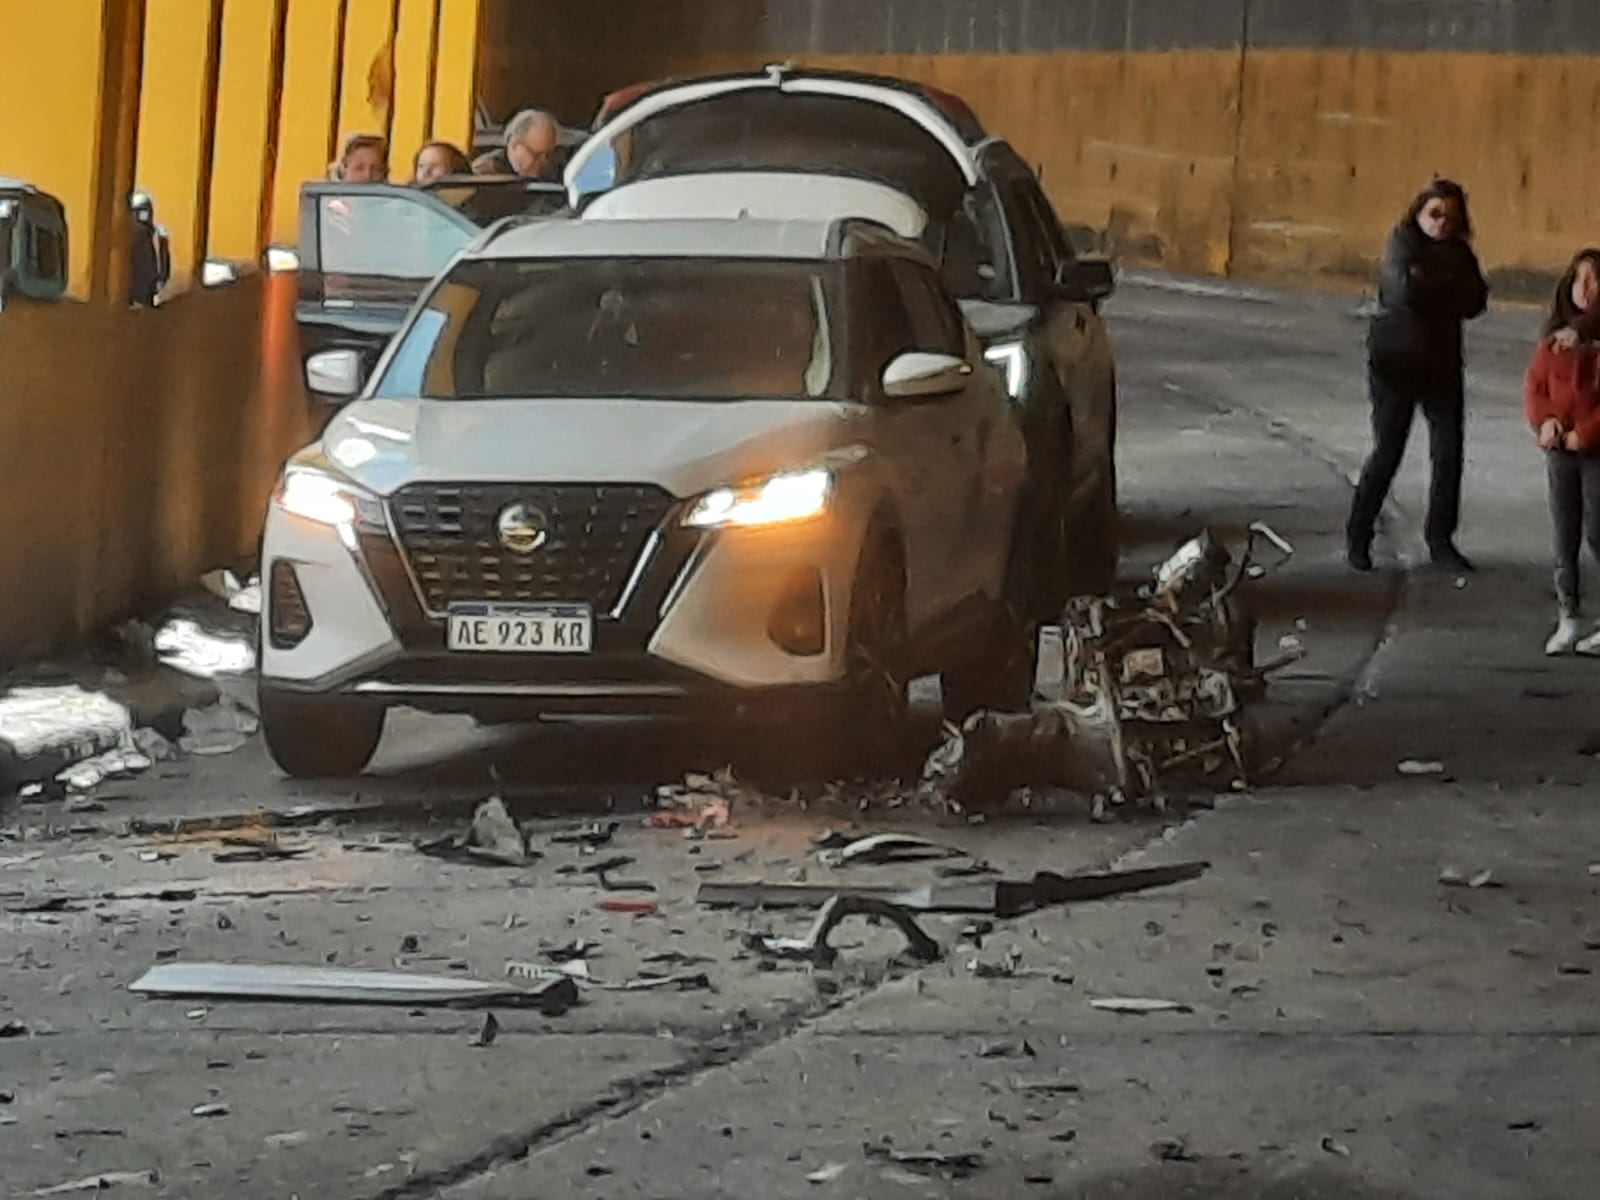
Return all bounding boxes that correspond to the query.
[496,503,550,554]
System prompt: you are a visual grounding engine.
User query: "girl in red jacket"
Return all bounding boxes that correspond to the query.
[1526,247,1600,654]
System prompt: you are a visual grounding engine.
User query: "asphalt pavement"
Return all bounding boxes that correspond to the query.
[5,276,1599,1199]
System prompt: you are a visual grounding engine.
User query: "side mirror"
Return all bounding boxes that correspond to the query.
[1055,257,1116,306]
[881,351,973,401]
[305,348,367,400]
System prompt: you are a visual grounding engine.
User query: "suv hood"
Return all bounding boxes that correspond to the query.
[319,396,868,500]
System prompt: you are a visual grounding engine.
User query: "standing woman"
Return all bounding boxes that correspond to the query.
[1524,248,1600,654]
[1347,179,1489,573]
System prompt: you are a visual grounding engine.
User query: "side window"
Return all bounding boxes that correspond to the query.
[940,192,1011,303]
[888,260,965,358]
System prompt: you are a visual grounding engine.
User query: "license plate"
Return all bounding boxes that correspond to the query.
[446,603,593,654]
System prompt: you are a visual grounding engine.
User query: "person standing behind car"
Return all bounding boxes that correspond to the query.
[472,108,566,180]
[1347,179,1489,574]
[412,141,471,185]
[329,133,389,183]
[1525,248,1600,655]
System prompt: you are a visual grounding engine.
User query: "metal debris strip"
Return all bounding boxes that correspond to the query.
[922,524,1298,809]
[416,796,538,867]
[862,1144,986,1179]
[746,893,943,967]
[816,832,970,868]
[698,860,1208,917]
[128,961,579,1015]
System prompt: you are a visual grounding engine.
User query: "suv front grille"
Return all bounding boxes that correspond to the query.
[389,483,674,614]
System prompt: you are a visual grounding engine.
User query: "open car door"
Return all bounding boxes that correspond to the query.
[295,179,566,370]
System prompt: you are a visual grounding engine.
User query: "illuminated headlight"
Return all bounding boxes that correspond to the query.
[684,468,832,530]
[984,341,1030,399]
[265,246,300,272]
[273,469,381,528]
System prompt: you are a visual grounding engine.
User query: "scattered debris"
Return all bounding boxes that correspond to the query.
[417,797,537,867]
[213,835,310,864]
[599,897,657,915]
[1320,1135,1352,1158]
[1091,997,1195,1016]
[178,702,258,756]
[921,525,1293,808]
[1507,1118,1542,1133]
[806,1162,848,1184]
[1049,1130,1078,1144]
[1010,1077,1081,1095]
[817,833,968,868]
[1152,1137,1202,1163]
[697,860,1208,917]
[862,1144,985,1179]
[507,959,707,993]
[560,854,655,891]
[977,1039,1036,1059]
[266,1131,310,1149]
[1556,962,1592,977]
[202,568,262,615]
[129,961,579,1015]
[1396,760,1446,777]
[0,685,134,795]
[7,894,83,914]
[746,894,942,968]
[549,821,618,847]
[190,1103,230,1118]
[471,1012,500,1047]
[1438,867,1501,889]
[30,1171,161,1196]
[1024,1172,1055,1185]
[651,768,742,828]
[0,1020,28,1038]
[544,939,595,963]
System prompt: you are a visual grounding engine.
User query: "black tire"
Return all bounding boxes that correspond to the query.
[832,532,910,768]
[260,689,385,779]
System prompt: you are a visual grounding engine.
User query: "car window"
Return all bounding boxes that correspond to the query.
[888,260,966,357]
[1002,176,1076,299]
[375,257,848,402]
[316,194,472,293]
[936,191,1012,302]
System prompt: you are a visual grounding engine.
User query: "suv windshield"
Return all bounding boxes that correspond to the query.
[376,257,847,401]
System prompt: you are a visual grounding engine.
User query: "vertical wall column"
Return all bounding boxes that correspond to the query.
[136,0,223,290]
[207,0,288,264]
[389,0,442,177]
[336,0,401,153]
[432,0,483,153]
[268,0,348,245]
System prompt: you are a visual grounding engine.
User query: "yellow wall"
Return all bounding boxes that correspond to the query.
[0,5,112,294]
[483,40,1599,292]
[0,0,482,658]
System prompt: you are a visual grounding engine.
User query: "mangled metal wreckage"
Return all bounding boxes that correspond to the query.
[924,524,1299,808]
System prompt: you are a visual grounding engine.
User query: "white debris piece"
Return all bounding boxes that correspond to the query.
[1396,760,1446,777]
[155,619,255,679]
[178,703,259,756]
[0,686,132,760]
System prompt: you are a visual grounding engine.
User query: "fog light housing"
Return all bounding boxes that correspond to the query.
[269,560,313,649]
[767,568,826,657]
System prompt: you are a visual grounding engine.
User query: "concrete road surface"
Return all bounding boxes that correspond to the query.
[6,277,1598,1199]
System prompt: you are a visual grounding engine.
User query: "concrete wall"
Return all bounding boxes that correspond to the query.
[481,0,1600,291]
[0,278,314,660]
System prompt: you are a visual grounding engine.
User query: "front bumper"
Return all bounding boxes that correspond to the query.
[259,484,861,716]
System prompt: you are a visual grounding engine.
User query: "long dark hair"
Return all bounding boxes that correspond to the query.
[1543,247,1600,337]
[1403,177,1474,242]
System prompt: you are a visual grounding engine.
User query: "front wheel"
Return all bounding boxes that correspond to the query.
[260,689,385,779]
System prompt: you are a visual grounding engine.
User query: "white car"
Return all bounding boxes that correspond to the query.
[259,215,1030,778]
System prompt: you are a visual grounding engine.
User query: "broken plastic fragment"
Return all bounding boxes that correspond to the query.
[1396,760,1445,777]
[155,619,255,678]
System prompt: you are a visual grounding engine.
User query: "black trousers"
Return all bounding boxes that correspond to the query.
[1545,449,1600,615]
[1347,367,1465,551]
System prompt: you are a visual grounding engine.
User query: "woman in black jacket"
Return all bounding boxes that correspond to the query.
[1347,179,1490,573]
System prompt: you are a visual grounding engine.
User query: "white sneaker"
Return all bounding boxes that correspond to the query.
[1577,626,1600,656]
[1547,616,1583,656]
